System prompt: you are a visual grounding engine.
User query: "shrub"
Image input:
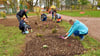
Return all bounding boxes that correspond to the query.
[36,33,43,37]
[0,11,6,19]
[52,28,58,33]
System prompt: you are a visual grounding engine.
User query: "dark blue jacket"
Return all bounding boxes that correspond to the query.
[17,10,28,18]
[19,20,25,28]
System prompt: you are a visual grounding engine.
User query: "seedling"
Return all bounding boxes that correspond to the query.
[52,28,58,33]
[36,33,43,37]
[42,38,46,41]
[45,24,49,28]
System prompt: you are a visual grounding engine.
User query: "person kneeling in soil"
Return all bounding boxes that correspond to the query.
[54,12,62,23]
[64,19,88,41]
[19,18,32,34]
[41,13,47,21]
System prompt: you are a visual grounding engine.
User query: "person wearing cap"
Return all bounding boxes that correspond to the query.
[64,19,88,41]
[16,9,28,22]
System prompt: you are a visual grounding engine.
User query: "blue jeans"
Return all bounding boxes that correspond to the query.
[52,14,54,20]
[42,17,47,21]
[16,15,21,22]
[74,31,88,39]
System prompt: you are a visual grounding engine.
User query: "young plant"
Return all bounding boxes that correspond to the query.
[42,38,46,42]
[52,28,58,33]
[52,25,58,33]
[36,33,43,37]
[45,24,49,28]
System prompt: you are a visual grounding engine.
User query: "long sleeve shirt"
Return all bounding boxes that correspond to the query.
[67,20,88,37]
[55,13,61,19]
[17,10,28,18]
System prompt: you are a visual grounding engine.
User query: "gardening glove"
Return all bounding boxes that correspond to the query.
[25,31,29,34]
[64,36,68,39]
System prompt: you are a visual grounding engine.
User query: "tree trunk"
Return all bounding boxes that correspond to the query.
[34,0,39,7]
[81,5,84,11]
[61,5,62,10]
[39,0,42,7]
[92,0,95,9]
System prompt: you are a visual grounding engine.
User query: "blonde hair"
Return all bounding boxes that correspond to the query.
[69,19,77,22]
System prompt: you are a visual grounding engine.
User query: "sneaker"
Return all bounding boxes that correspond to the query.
[25,31,29,34]
[80,36,85,41]
[22,31,29,34]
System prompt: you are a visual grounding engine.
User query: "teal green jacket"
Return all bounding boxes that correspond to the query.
[67,20,88,37]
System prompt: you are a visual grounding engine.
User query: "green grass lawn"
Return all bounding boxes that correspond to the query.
[1,12,36,17]
[59,21,100,56]
[58,10,100,17]
[0,25,25,56]
[27,13,36,16]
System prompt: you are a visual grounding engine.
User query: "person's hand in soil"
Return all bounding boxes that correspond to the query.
[66,33,69,36]
[63,33,69,39]
[64,36,68,39]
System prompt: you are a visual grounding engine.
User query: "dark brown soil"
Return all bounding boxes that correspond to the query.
[60,15,100,41]
[0,18,19,26]
[0,16,85,56]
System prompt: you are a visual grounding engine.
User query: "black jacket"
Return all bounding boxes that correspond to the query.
[17,10,28,18]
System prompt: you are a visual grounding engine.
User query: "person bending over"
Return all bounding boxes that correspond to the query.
[64,19,88,41]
